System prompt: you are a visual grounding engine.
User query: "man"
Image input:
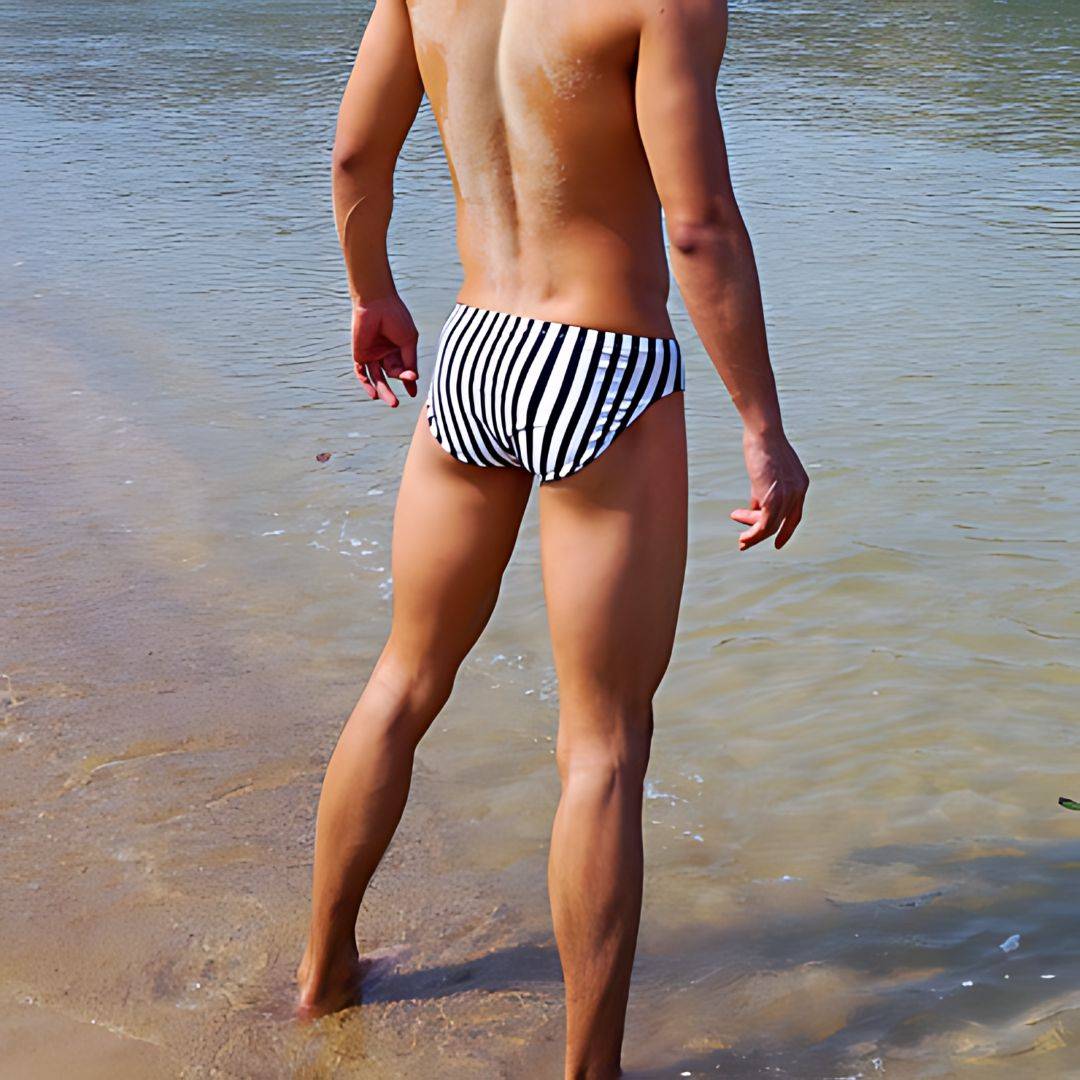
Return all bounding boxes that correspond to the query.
[297,0,809,1075]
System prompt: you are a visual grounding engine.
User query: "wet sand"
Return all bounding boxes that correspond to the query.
[0,325,570,1077]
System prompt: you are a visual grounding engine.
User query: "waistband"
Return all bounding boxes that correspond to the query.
[445,302,680,353]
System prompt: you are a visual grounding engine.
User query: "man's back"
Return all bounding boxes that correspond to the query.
[406,0,672,336]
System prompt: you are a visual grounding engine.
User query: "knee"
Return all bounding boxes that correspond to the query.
[555,701,654,794]
[350,650,456,749]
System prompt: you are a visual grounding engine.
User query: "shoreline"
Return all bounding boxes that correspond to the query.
[0,323,567,1077]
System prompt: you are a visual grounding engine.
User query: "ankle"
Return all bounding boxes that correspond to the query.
[300,932,358,981]
[565,1058,621,1080]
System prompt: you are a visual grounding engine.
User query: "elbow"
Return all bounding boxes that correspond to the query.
[331,139,366,177]
[666,202,747,257]
[332,140,394,193]
[332,132,388,179]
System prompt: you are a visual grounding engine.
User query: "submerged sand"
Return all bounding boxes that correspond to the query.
[1,329,571,1078]
[5,320,1080,1080]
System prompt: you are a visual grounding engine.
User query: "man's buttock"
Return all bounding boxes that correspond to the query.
[425,304,684,483]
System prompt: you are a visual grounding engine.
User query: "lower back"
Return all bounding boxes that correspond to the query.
[407,0,673,337]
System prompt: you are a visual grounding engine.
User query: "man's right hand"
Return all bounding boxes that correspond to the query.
[730,427,809,551]
[351,295,420,408]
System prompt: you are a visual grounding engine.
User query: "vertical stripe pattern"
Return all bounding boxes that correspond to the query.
[426,304,684,482]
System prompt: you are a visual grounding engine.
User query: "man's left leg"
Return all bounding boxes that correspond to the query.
[297,414,532,1018]
[538,393,688,1079]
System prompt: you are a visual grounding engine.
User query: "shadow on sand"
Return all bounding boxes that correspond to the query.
[362,941,562,1005]
[361,837,1080,1076]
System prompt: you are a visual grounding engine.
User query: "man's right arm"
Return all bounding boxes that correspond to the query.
[333,0,424,407]
[636,0,808,550]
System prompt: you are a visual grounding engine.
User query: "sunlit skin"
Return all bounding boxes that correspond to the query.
[297,0,808,1075]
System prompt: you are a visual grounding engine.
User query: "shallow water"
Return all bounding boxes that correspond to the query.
[2,0,1078,1076]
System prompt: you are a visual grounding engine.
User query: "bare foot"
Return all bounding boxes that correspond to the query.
[295,944,409,1021]
[295,945,362,1021]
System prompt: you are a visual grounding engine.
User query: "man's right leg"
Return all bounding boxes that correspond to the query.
[297,413,532,1017]
[539,393,688,1078]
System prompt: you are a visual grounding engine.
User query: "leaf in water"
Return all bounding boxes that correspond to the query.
[316,452,332,463]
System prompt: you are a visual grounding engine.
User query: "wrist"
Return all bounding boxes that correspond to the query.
[343,249,395,306]
[740,408,785,441]
[350,283,398,308]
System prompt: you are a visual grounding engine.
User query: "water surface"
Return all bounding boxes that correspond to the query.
[2,1,1078,1075]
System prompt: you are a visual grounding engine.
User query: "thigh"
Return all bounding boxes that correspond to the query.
[388,413,533,670]
[539,393,688,717]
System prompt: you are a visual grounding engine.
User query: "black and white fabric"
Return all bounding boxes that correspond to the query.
[426,304,684,482]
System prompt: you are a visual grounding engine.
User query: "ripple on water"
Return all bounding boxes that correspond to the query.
[3,0,1078,1073]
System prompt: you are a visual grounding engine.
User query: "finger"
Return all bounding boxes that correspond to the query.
[738,485,784,547]
[398,366,419,397]
[354,361,377,399]
[400,333,419,392]
[370,366,399,408]
[383,352,420,398]
[730,508,760,527]
[366,361,399,408]
[736,495,763,518]
[352,316,378,399]
[774,490,806,548]
[774,503,803,549]
[739,507,781,550]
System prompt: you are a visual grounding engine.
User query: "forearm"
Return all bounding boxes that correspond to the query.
[332,154,396,303]
[669,214,783,436]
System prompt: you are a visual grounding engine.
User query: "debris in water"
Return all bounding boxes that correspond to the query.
[1059,796,1080,811]
[961,980,974,987]
[999,934,1020,953]
[316,451,331,463]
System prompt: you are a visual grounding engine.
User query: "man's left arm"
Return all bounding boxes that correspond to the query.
[333,0,424,407]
